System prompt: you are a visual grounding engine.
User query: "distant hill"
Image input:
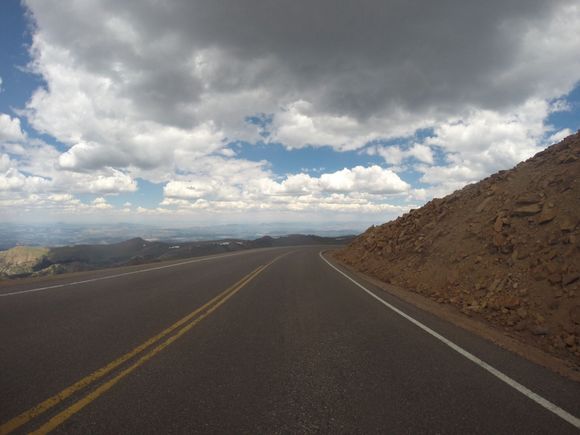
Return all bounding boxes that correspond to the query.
[0,222,365,251]
[336,132,580,367]
[0,234,354,279]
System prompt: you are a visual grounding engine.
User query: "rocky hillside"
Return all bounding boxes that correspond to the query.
[335,132,580,367]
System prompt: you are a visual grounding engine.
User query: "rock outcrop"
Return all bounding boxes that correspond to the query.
[0,246,49,277]
[336,132,580,366]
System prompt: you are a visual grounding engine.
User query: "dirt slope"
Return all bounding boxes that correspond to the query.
[336,132,580,367]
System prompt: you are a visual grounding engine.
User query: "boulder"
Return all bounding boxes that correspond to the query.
[558,216,577,232]
[512,203,542,217]
[537,207,557,224]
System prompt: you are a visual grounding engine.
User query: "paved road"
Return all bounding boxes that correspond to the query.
[0,246,579,434]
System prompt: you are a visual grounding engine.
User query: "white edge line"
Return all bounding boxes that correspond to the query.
[0,249,266,297]
[319,251,580,430]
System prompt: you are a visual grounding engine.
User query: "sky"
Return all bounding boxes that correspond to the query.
[0,0,579,228]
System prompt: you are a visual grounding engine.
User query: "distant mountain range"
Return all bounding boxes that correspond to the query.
[0,234,355,279]
[0,222,365,251]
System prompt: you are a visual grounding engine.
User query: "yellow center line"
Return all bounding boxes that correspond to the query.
[0,261,271,435]
[30,264,265,435]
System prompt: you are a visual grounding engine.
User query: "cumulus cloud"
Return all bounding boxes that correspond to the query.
[369,143,435,166]
[24,0,580,157]
[163,165,409,215]
[404,98,572,197]
[2,0,579,222]
[84,170,137,194]
[166,165,408,199]
[48,193,74,202]
[0,154,11,172]
[0,168,50,193]
[92,196,112,209]
[0,141,138,196]
[319,166,409,194]
[0,190,125,219]
[0,114,26,143]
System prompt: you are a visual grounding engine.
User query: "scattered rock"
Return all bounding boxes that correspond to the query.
[559,153,578,164]
[530,325,549,336]
[537,207,557,224]
[558,216,577,232]
[515,193,542,205]
[512,203,543,217]
[563,272,580,286]
[501,295,521,309]
[476,197,493,213]
[493,233,508,248]
[552,336,566,349]
[493,215,504,232]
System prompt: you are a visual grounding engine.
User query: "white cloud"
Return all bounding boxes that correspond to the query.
[92,196,112,209]
[2,1,579,223]
[0,168,50,193]
[25,34,227,173]
[369,143,435,166]
[0,154,11,172]
[548,128,573,143]
[165,165,408,200]
[23,0,580,159]
[0,114,26,143]
[163,164,409,216]
[0,141,138,196]
[319,166,409,194]
[413,99,559,197]
[0,190,134,219]
[164,179,231,200]
[48,193,74,202]
[269,100,379,151]
[83,170,137,194]
[425,99,548,158]
[408,144,435,165]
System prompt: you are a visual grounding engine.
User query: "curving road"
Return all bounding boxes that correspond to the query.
[0,246,579,434]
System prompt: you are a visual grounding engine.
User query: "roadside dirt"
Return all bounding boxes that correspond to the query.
[335,132,580,371]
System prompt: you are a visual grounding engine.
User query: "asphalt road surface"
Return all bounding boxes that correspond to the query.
[1,246,579,434]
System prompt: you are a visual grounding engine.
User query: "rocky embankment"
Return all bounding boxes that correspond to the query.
[335,132,580,367]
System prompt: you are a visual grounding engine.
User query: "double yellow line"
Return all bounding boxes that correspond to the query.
[1,256,283,434]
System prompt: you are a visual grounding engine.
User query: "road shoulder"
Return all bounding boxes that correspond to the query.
[324,249,580,383]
